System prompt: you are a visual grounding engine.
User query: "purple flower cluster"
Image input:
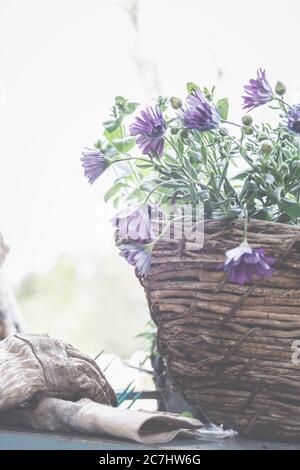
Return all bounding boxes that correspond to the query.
[221,242,275,285]
[180,90,220,131]
[282,104,300,135]
[242,69,273,111]
[81,148,109,184]
[130,106,166,156]
[119,243,152,278]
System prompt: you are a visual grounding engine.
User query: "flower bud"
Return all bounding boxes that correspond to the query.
[170,97,183,109]
[171,127,179,135]
[180,128,189,139]
[243,125,253,135]
[245,180,258,194]
[242,115,253,126]
[260,140,273,156]
[275,81,286,96]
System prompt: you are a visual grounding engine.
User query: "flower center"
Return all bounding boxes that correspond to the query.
[292,120,300,134]
[151,124,163,137]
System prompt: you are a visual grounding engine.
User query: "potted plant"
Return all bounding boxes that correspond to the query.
[82,70,300,440]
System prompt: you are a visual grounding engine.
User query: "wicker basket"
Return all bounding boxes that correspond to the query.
[142,219,300,441]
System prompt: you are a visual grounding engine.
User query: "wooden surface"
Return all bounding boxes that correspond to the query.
[1,426,300,450]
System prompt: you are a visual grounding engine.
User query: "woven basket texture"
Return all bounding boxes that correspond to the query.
[142,219,300,440]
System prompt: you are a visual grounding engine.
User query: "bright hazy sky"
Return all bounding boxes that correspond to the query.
[0,0,299,283]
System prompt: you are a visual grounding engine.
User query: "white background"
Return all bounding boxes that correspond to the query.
[1,0,299,283]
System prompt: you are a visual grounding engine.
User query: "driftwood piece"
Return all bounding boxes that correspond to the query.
[142,219,300,441]
[0,235,24,339]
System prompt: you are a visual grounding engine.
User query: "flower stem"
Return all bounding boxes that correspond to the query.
[274,97,291,110]
[243,207,248,243]
[148,213,192,248]
[128,161,141,186]
[110,157,152,165]
[144,181,170,203]
[164,136,182,159]
[221,120,242,128]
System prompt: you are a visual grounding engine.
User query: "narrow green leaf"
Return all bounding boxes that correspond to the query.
[217,98,229,120]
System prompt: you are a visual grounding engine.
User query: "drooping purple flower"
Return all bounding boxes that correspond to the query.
[180,90,220,131]
[220,242,275,285]
[129,106,166,156]
[282,104,300,135]
[81,148,109,184]
[242,69,273,111]
[119,243,152,278]
[112,203,155,243]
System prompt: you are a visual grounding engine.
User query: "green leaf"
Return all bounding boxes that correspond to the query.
[115,96,126,107]
[217,98,229,120]
[103,118,122,133]
[125,102,139,114]
[163,154,179,167]
[279,199,300,218]
[198,190,210,202]
[289,182,300,194]
[139,180,156,192]
[156,180,186,189]
[112,137,135,153]
[177,138,184,158]
[212,208,241,220]
[218,160,229,190]
[232,170,250,180]
[126,188,144,201]
[104,182,125,203]
[186,82,200,94]
[104,125,123,143]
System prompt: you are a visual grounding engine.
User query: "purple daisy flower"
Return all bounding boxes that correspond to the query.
[81,148,109,184]
[129,106,166,156]
[112,203,155,243]
[242,69,273,111]
[282,104,300,135]
[119,243,152,278]
[221,242,275,285]
[180,90,220,131]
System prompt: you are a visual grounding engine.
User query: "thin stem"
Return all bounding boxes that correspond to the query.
[274,97,291,110]
[221,120,242,128]
[149,213,193,248]
[243,207,248,243]
[144,181,171,203]
[164,136,183,160]
[111,165,130,195]
[128,161,141,186]
[110,157,152,165]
